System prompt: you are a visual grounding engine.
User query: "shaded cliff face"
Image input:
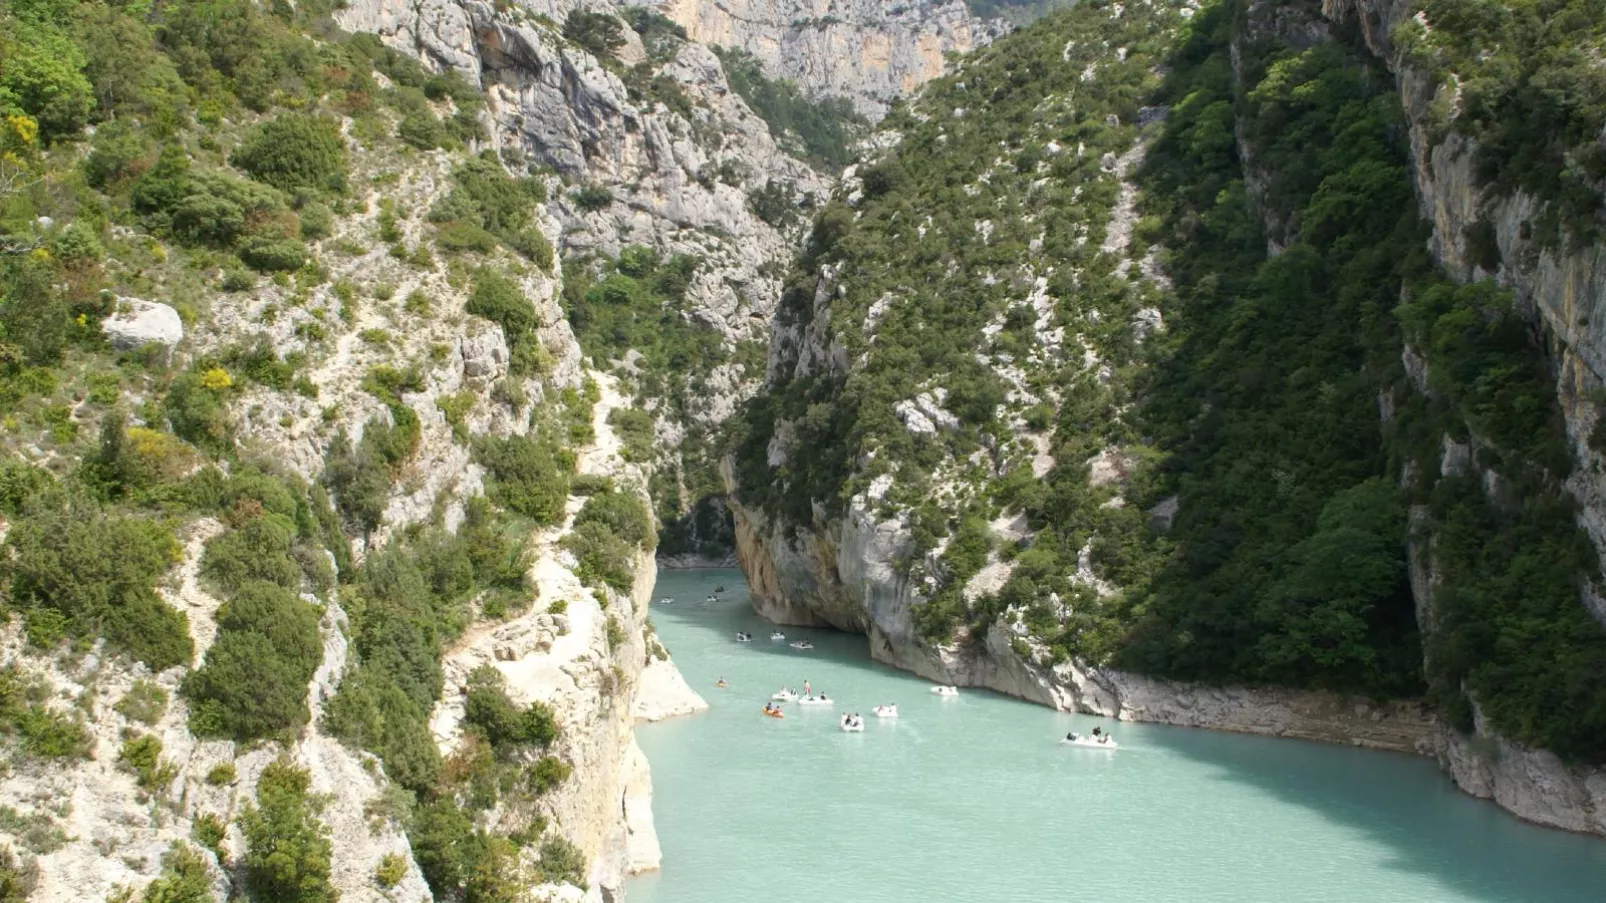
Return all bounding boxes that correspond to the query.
[657,0,1006,118]
[1315,0,1606,624]
[726,0,1606,835]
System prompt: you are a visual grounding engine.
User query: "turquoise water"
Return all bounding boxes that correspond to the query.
[628,570,1606,902]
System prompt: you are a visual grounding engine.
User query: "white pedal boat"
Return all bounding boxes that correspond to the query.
[1061,735,1118,749]
[770,631,786,641]
[872,705,898,718]
[840,716,865,732]
[656,597,673,604]
[772,689,799,702]
[790,640,814,650]
[735,632,751,642]
[931,685,959,696]
[798,695,834,706]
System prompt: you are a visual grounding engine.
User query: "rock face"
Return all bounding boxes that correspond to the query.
[657,0,1005,118]
[100,298,184,350]
[425,374,700,897]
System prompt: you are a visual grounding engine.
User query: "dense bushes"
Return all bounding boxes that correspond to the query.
[475,434,570,525]
[562,10,626,61]
[462,665,559,756]
[564,489,652,592]
[4,505,191,671]
[183,580,323,742]
[230,113,348,194]
[240,759,336,903]
[714,47,865,168]
[0,668,92,761]
[429,155,552,268]
[466,269,550,375]
[132,843,213,903]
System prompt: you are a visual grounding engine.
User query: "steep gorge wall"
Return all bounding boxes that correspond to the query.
[726,0,1606,837]
[657,0,1006,118]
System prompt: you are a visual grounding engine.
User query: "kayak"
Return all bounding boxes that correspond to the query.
[762,708,785,719]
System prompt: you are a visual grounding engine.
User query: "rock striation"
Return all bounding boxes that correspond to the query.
[656,0,1005,118]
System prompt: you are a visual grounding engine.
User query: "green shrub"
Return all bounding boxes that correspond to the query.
[461,665,558,755]
[83,119,152,189]
[375,852,408,888]
[165,368,234,451]
[240,758,336,903]
[134,843,214,903]
[562,10,625,61]
[397,111,448,150]
[15,707,92,760]
[4,507,192,671]
[434,221,499,254]
[115,680,169,726]
[298,201,334,239]
[239,235,309,272]
[475,434,569,525]
[119,735,178,790]
[528,755,571,794]
[607,408,655,463]
[192,813,227,858]
[0,846,33,902]
[200,514,302,595]
[231,113,349,193]
[562,520,637,592]
[569,184,613,212]
[0,461,53,517]
[205,762,237,786]
[535,835,587,888]
[182,581,323,742]
[574,490,653,549]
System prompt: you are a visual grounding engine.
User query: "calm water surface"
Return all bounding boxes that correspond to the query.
[627,569,1606,902]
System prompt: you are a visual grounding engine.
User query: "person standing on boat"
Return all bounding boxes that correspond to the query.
[804,679,812,696]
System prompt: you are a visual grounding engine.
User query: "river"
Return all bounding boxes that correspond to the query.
[627,569,1606,902]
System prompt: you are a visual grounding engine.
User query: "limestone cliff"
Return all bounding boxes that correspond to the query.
[657,0,1006,118]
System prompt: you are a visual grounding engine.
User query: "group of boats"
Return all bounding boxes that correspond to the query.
[667,588,1119,748]
[755,682,971,730]
[733,629,813,649]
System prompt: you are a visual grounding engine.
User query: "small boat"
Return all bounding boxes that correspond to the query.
[770,631,786,642]
[872,704,898,718]
[798,695,834,706]
[705,595,716,603]
[735,632,751,643]
[840,715,864,732]
[715,678,728,688]
[762,707,785,719]
[772,689,799,702]
[790,640,814,650]
[931,685,959,696]
[657,597,673,604]
[715,585,727,592]
[1061,734,1118,749]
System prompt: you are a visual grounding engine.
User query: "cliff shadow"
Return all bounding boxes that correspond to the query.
[1133,725,1606,902]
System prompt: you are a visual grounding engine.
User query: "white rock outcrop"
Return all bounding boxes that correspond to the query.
[101,298,183,350]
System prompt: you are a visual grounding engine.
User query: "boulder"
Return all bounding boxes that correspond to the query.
[101,298,183,350]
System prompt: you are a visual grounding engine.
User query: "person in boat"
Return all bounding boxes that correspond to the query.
[1092,726,1103,737]
[716,677,727,688]
[1066,731,1078,742]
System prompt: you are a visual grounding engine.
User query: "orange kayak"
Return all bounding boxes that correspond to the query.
[762,708,785,718]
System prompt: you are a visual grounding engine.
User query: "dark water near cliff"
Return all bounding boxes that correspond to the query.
[628,570,1606,902]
